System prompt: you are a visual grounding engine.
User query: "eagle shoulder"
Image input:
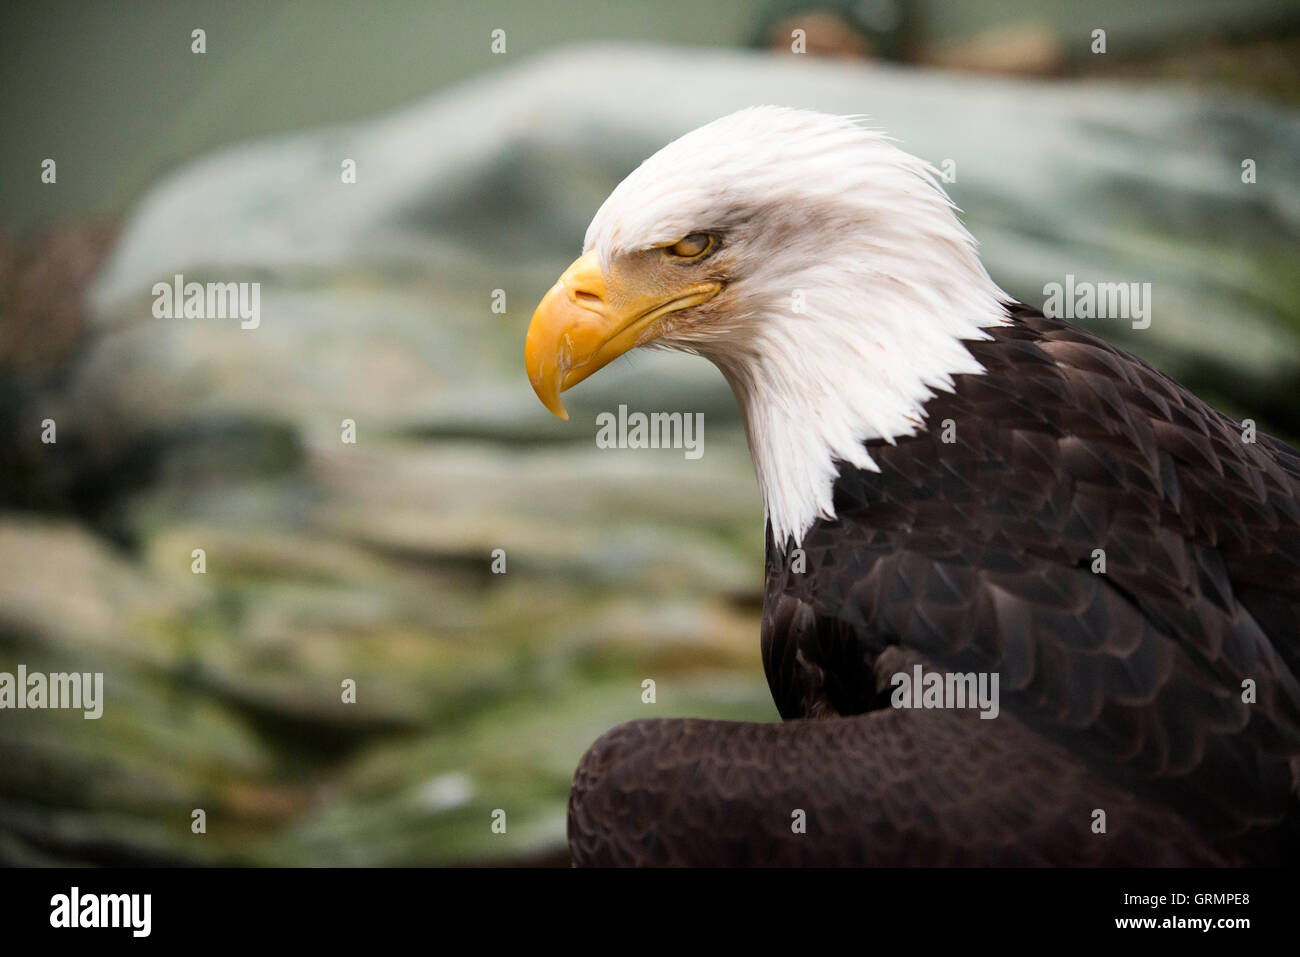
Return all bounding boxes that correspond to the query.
[763,307,1300,857]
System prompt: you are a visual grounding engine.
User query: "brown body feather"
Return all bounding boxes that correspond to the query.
[569,307,1300,866]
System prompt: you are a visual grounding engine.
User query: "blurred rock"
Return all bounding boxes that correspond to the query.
[921,22,1066,75]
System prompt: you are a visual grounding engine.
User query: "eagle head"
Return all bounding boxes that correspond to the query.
[525,106,1010,547]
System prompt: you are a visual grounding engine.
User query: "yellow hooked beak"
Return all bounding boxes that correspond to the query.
[524,252,721,420]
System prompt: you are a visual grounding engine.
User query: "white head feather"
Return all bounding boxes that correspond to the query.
[584,106,1012,549]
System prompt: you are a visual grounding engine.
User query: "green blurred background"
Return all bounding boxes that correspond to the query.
[1,0,1298,865]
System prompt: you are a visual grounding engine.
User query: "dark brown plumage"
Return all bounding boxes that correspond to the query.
[568,307,1300,866]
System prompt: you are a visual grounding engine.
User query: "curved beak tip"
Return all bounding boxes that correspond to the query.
[525,335,570,421]
[525,369,570,420]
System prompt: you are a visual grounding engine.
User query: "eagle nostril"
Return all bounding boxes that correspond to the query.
[573,289,602,306]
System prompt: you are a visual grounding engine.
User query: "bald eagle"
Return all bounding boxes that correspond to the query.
[524,107,1300,866]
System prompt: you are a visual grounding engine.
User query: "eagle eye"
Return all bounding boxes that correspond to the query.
[664,233,715,260]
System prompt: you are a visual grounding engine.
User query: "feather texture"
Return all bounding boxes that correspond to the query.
[569,308,1300,866]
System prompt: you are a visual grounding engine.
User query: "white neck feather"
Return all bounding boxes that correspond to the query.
[712,247,1010,552]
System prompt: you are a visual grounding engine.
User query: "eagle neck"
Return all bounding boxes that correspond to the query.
[713,274,1011,552]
